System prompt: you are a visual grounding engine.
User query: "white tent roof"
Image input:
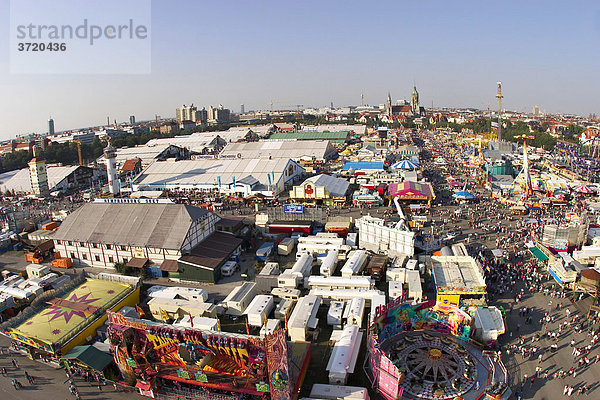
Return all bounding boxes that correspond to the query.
[0,165,79,194]
[220,140,335,161]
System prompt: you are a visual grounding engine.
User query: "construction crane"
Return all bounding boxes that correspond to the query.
[264,99,290,113]
[73,139,83,166]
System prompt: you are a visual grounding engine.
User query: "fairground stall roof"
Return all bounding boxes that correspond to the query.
[7,278,136,355]
[387,181,435,201]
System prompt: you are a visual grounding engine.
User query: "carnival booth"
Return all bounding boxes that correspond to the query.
[387,181,435,205]
[107,312,310,399]
[367,299,510,400]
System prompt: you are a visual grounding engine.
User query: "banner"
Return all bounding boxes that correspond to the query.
[265,330,291,400]
[284,204,304,214]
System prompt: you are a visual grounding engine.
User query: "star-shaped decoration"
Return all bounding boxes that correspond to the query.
[43,292,100,324]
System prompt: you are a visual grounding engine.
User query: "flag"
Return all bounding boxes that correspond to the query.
[216,318,221,332]
[245,315,250,335]
[189,315,194,328]
[263,310,268,328]
[160,308,169,322]
[135,305,145,318]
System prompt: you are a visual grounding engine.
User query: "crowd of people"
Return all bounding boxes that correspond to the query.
[421,132,600,398]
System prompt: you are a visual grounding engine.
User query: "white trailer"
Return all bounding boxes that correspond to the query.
[320,250,339,276]
[271,287,301,301]
[405,269,423,302]
[309,384,370,400]
[278,238,296,255]
[306,275,373,290]
[297,233,349,259]
[386,267,407,282]
[340,250,368,277]
[278,253,313,289]
[327,301,345,328]
[309,288,385,306]
[223,282,257,315]
[326,325,363,385]
[389,281,403,300]
[274,299,296,320]
[344,297,365,327]
[260,319,281,337]
[245,295,275,327]
[174,315,218,331]
[288,295,321,342]
[346,233,358,247]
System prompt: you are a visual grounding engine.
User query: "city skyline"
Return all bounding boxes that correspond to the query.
[1,0,600,138]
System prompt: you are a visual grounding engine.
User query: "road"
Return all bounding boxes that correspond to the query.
[0,334,139,400]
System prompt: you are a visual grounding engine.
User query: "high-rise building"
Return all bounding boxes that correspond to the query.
[197,107,208,124]
[240,104,245,114]
[104,144,120,196]
[532,105,540,116]
[176,104,199,122]
[48,118,55,136]
[208,105,231,124]
[28,146,49,197]
[129,115,136,124]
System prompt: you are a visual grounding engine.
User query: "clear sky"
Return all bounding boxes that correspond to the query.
[1,0,599,139]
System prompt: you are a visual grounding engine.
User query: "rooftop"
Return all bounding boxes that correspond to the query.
[268,131,350,142]
[178,231,243,270]
[302,174,350,197]
[220,139,336,160]
[10,278,133,349]
[53,203,210,250]
[134,158,302,189]
[0,165,82,194]
[430,255,486,293]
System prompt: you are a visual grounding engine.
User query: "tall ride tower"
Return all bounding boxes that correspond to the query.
[496,82,503,141]
[28,146,49,197]
[509,134,535,197]
[104,143,120,196]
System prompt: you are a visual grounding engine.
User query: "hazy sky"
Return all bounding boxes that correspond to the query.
[1,0,600,140]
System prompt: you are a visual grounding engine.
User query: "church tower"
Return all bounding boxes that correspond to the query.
[386,92,392,116]
[411,85,420,115]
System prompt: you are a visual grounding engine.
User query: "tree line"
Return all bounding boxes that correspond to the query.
[0,123,235,174]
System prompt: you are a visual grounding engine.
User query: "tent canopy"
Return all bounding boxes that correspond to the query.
[452,191,476,200]
[61,345,114,372]
[573,185,595,194]
[388,181,435,200]
[390,159,418,170]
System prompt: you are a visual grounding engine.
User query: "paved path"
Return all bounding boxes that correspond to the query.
[0,335,139,400]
